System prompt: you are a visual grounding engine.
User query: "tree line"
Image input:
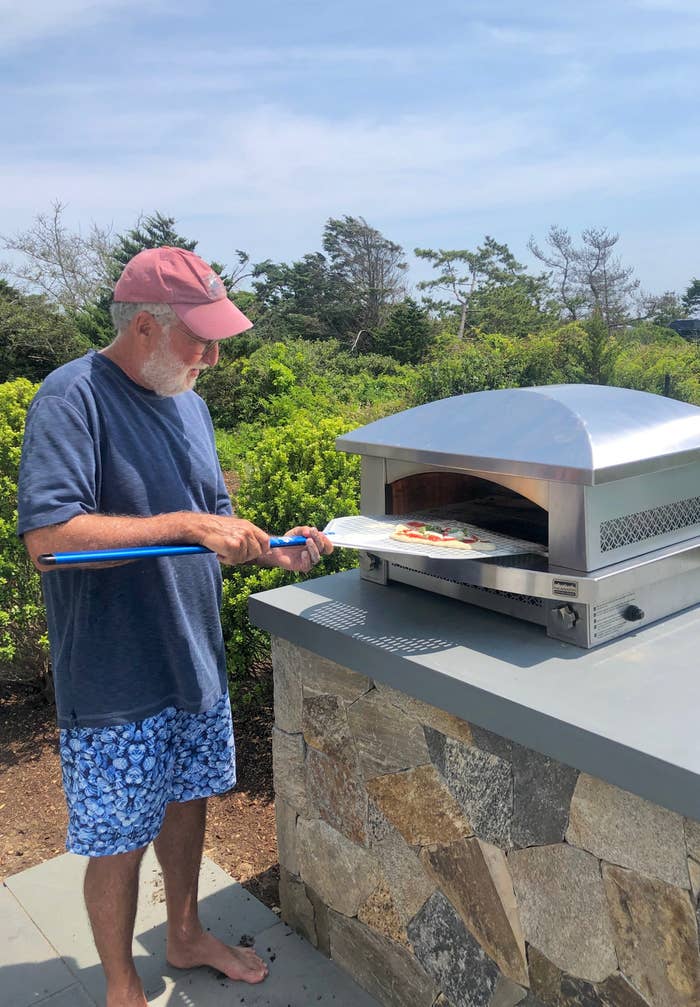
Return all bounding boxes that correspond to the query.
[1,204,698,385]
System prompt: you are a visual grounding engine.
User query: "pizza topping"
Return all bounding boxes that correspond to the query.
[390,520,496,551]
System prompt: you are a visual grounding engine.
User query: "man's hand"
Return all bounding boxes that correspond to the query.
[198,516,272,565]
[258,525,334,573]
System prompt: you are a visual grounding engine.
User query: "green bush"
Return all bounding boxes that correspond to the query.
[222,413,361,704]
[611,339,700,403]
[0,379,49,678]
[220,564,291,707]
[199,338,415,432]
[235,414,360,539]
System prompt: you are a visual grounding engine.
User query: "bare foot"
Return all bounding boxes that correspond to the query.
[167,931,269,984]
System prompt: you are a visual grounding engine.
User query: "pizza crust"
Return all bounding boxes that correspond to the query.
[390,522,496,551]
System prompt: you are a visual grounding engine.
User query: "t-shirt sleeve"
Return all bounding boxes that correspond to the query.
[17,395,98,535]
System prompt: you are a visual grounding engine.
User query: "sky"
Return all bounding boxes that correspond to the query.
[1,0,698,298]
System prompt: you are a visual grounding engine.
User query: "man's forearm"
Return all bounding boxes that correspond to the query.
[24,511,207,570]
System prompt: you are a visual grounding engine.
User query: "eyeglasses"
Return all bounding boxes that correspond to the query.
[174,326,219,360]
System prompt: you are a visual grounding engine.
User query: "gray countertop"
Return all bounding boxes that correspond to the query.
[249,569,700,820]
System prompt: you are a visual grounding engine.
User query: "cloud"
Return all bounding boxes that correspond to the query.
[0,0,166,52]
[0,104,697,227]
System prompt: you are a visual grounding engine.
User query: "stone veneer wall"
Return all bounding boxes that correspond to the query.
[270,638,700,1007]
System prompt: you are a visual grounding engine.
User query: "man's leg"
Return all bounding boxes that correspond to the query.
[153,797,268,984]
[83,846,149,1007]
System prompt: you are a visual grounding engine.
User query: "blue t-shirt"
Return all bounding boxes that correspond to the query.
[17,351,233,729]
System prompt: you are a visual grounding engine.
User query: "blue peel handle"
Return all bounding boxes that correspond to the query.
[39,536,308,566]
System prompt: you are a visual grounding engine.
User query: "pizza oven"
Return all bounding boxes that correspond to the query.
[335,384,700,648]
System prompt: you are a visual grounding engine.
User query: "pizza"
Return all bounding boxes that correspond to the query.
[390,520,496,551]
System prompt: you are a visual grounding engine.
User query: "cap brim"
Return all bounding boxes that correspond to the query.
[171,298,253,340]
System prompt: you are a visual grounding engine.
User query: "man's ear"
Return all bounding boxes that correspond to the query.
[131,310,160,343]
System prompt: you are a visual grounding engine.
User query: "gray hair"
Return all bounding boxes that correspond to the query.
[109,301,178,336]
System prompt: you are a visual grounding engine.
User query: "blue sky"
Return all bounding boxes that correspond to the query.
[1,0,698,298]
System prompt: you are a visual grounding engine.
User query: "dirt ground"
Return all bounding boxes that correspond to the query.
[0,679,280,909]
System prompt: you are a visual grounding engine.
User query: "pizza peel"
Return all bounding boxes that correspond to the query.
[321,515,547,560]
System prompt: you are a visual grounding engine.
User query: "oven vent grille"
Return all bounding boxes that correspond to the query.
[600,496,700,552]
[391,563,543,608]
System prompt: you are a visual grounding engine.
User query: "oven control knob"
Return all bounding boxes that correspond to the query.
[556,604,578,630]
[622,604,645,622]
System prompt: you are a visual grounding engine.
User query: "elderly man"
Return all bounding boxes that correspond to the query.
[17,247,333,1007]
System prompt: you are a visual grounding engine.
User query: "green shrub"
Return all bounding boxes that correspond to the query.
[236,413,360,541]
[222,413,361,704]
[220,564,290,707]
[0,379,48,678]
[214,428,241,472]
[611,339,700,403]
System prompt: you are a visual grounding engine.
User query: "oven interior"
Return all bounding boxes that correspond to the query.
[385,471,549,550]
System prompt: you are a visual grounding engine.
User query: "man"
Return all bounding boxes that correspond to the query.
[17,246,333,1007]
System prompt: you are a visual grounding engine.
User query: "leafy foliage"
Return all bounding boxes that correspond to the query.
[198,338,415,433]
[683,279,700,317]
[221,413,361,704]
[0,282,92,382]
[0,379,48,676]
[323,215,408,332]
[415,237,539,340]
[370,298,435,363]
[235,413,360,541]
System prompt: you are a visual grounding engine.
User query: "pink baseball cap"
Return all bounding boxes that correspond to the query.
[113,246,253,340]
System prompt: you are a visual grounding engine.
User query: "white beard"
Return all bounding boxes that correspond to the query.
[141,333,205,397]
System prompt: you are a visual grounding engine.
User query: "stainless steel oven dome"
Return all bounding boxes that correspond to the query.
[337,384,700,485]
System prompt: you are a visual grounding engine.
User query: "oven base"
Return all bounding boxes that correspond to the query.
[384,561,700,648]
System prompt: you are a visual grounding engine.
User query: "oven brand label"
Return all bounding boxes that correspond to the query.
[552,579,579,598]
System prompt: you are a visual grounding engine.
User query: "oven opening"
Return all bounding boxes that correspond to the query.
[385,472,548,548]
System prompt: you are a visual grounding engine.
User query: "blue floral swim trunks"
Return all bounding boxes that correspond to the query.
[59,693,236,857]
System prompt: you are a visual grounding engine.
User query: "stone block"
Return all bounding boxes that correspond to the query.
[306,746,368,844]
[566,774,688,888]
[490,975,528,1007]
[296,817,380,917]
[272,727,310,816]
[511,744,578,847]
[528,945,601,1006]
[347,689,431,778]
[368,798,393,843]
[302,691,358,762]
[275,798,298,875]
[408,890,501,1007]
[373,680,474,745]
[529,945,652,1007]
[296,644,371,701]
[508,844,617,982]
[271,636,304,733]
[685,817,700,862]
[427,727,513,848]
[329,909,438,1007]
[471,724,514,762]
[598,972,653,1007]
[420,837,528,986]
[367,764,472,847]
[358,879,410,948]
[603,862,700,1007]
[374,823,437,925]
[306,884,331,957]
[688,857,700,900]
[279,866,316,946]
